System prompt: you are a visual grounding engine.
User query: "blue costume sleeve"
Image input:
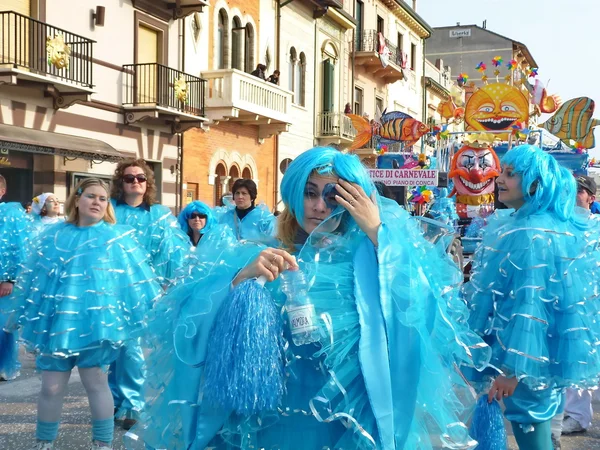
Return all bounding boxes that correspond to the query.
[113,202,192,283]
[0,203,33,283]
[131,227,265,450]
[466,209,600,391]
[6,221,162,358]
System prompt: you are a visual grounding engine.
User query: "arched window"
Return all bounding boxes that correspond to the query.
[214,162,227,205]
[231,16,243,70]
[228,165,240,192]
[297,52,306,107]
[242,167,252,179]
[217,9,228,69]
[244,23,255,73]
[288,47,297,93]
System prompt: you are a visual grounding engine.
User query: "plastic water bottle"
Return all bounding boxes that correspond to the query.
[280,270,320,346]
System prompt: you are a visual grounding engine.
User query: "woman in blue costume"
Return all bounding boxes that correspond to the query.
[30,192,64,234]
[0,174,33,381]
[132,147,491,450]
[215,178,277,242]
[6,178,162,450]
[109,158,190,430]
[464,145,600,450]
[178,200,216,248]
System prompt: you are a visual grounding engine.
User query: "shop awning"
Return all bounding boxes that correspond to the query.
[0,124,128,163]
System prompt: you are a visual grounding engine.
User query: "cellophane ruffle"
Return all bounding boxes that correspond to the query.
[0,203,33,283]
[113,202,191,283]
[5,221,162,358]
[215,204,278,244]
[465,209,600,391]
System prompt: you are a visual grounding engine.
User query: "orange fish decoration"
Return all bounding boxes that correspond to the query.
[348,111,429,150]
[437,99,465,122]
[540,97,600,149]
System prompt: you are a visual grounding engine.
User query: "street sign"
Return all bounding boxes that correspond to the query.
[368,168,438,186]
[449,29,471,38]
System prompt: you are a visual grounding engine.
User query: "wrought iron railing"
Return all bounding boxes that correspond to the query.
[354,29,404,68]
[0,11,94,87]
[317,112,356,140]
[123,63,206,117]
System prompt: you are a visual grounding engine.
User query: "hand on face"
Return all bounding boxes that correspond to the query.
[334,179,381,246]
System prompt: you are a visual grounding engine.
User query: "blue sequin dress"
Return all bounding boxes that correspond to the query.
[132,199,491,450]
[112,201,191,283]
[465,208,600,427]
[5,221,162,364]
[0,203,33,379]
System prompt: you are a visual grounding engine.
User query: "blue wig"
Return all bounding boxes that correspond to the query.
[280,147,375,225]
[501,145,576,222]
[178,201,216,235]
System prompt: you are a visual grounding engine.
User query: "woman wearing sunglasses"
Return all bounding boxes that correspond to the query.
[109,159,191,430]
[6,178,161,450]
[178,201,216,247]
[134,147,490,450]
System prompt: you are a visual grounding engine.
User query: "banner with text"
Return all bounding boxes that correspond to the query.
[368,169,438,186]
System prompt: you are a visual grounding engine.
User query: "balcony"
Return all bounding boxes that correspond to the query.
[353,30,406,84]
[316,112,356,147]
[0,11,95,109]
[202,69,292,141]
[122,63,208,133]
[132,0,208,20]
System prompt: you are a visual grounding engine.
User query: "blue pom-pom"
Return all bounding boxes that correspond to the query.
[469,396,507,450]
[203,278,284,416]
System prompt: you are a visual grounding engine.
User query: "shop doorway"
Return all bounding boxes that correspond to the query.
[0,166,33,205]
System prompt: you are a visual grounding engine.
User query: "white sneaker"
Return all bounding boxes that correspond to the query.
[30,442,55,450]
[90,443,112,450]
[562,416,586,434]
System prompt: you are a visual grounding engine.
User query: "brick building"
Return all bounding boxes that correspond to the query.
[181,0,292,210]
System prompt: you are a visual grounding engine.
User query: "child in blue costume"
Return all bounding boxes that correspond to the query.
[132,147,491,450]
[178,200,216,247]
[215,178,277,242]
[109,158,191,430]
[30,192,65,235]
[464,145,600,450]
[0,174,33,381]
[6,178,162,450]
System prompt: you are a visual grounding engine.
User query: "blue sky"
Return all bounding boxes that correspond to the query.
[418,0,600,157]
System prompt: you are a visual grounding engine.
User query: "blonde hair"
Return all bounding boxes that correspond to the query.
[277,208,299,252]
[66,178,116,225]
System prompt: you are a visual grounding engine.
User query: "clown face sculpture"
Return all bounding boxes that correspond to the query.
[449,145,500,219]
[465,83,529,133]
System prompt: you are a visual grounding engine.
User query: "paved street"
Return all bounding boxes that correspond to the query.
[2,348,600,449]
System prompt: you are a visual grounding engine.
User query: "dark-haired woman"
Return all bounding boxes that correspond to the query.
[216,178,276,243]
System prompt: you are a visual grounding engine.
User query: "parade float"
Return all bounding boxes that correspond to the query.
[349,56,600,273]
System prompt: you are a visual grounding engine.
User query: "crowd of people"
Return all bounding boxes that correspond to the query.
[1,145,600,450]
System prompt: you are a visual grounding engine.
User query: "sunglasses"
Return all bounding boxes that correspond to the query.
[190,212,207,219]
[322,183,340,209]
[123,174,147,184]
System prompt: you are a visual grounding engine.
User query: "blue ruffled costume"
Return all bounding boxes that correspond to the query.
[110,201,191,417]
[215,204,277,243]
[5,221,161,368]
[130,199,490,450]
[465,208,600,429]
[0,203,33,379]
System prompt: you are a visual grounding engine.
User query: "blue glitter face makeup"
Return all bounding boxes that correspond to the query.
[322,183,339,210]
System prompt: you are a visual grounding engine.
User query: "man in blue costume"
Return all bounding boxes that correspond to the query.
[109,159,190,430]
[0,174,33,381]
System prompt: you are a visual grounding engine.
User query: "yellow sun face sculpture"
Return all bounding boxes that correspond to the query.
[465,83,529,133]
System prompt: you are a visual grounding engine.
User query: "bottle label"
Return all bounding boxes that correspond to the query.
[287,305,317,334]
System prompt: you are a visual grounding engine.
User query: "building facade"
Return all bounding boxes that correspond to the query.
[0,0,208,208]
